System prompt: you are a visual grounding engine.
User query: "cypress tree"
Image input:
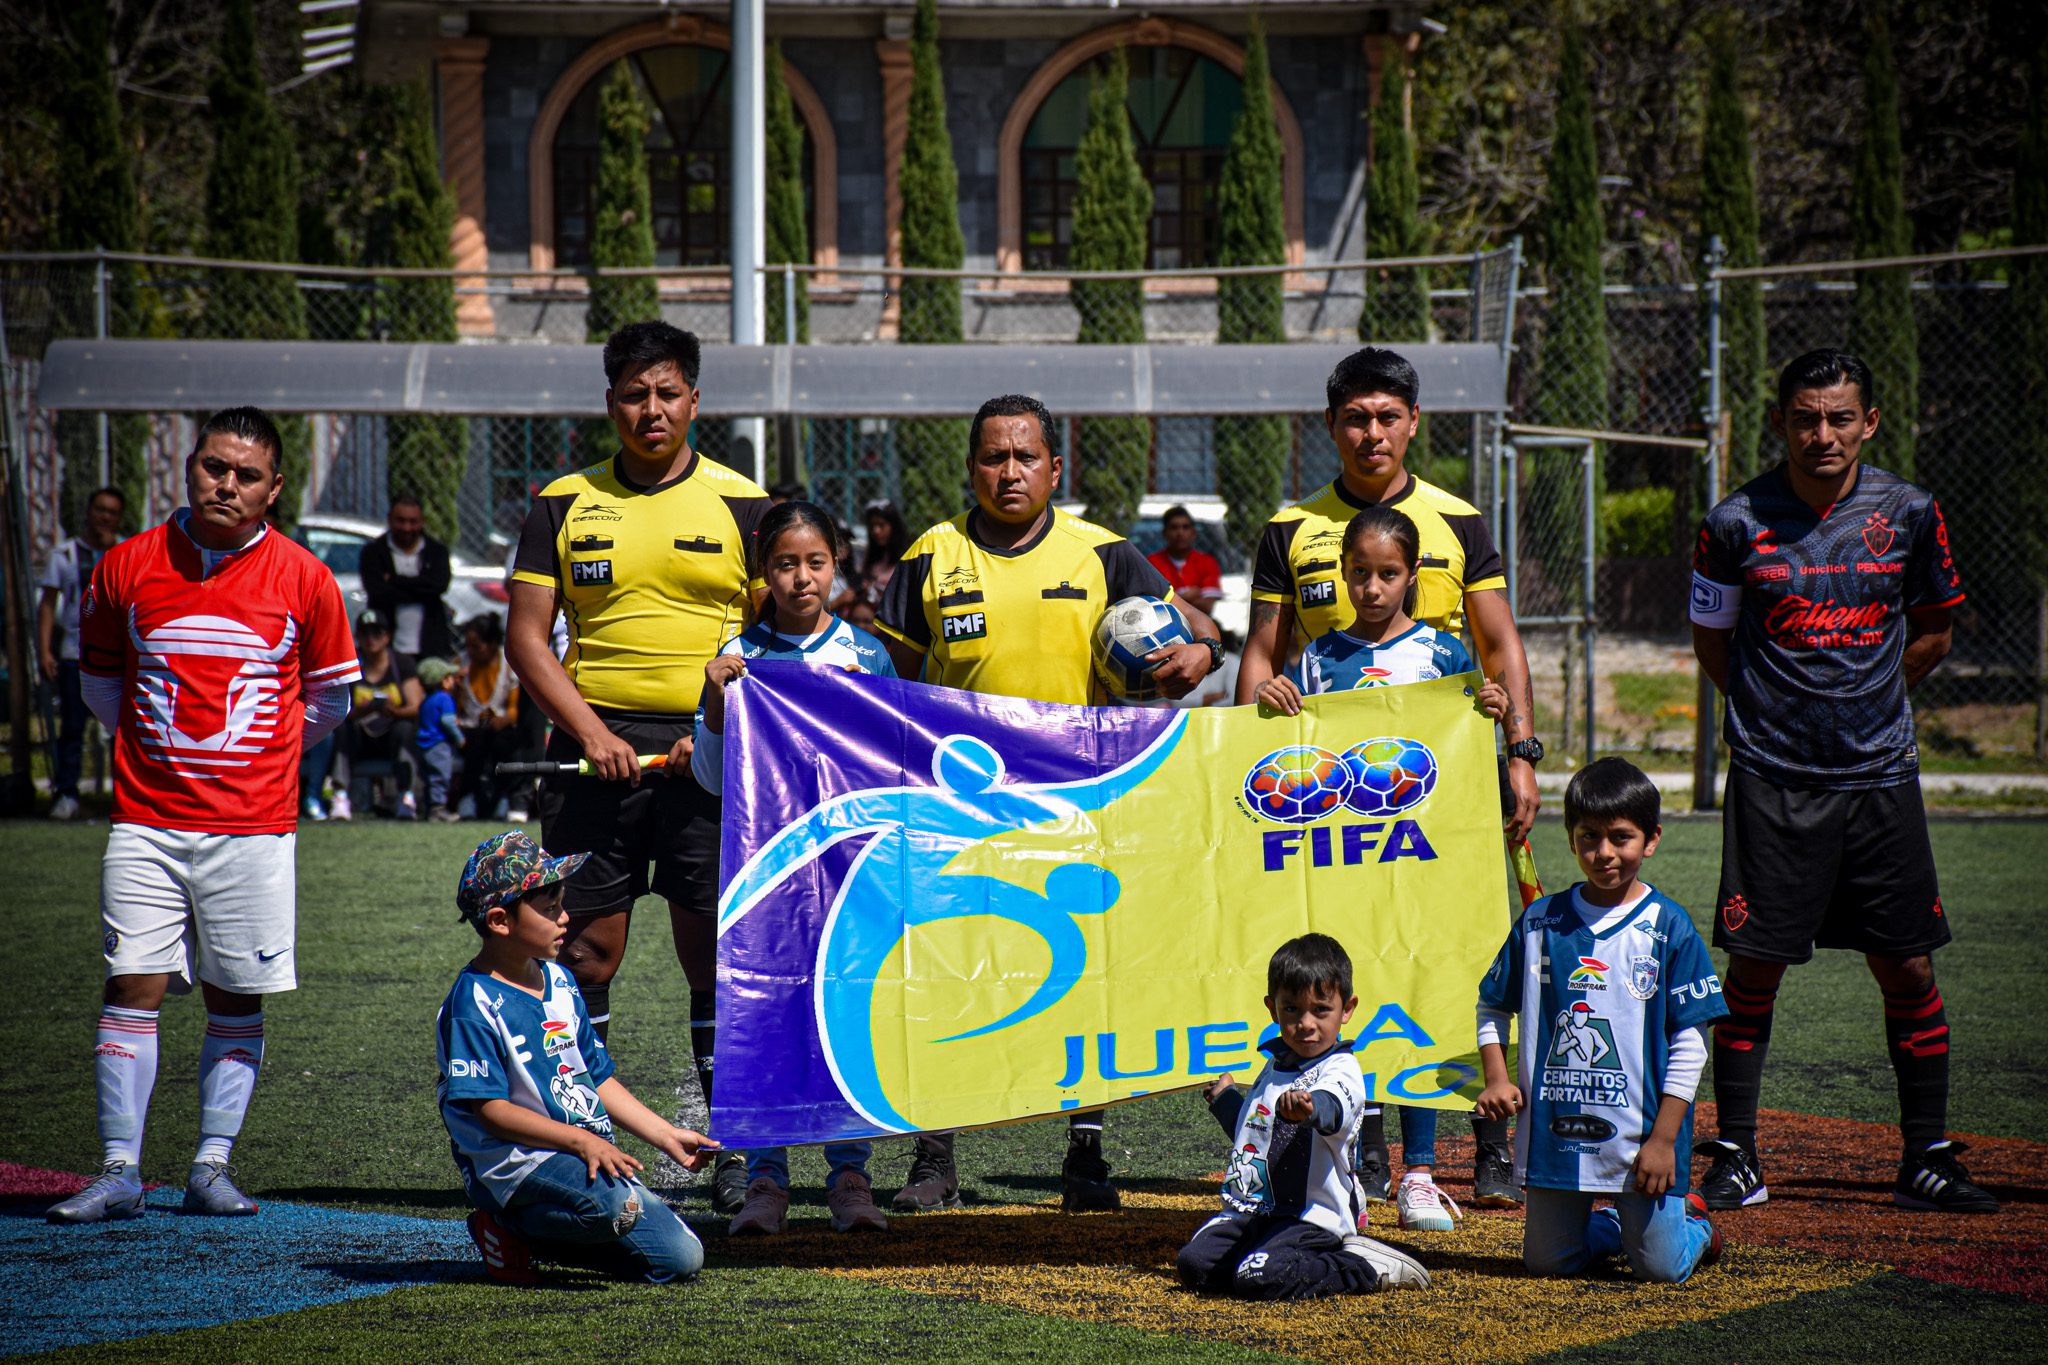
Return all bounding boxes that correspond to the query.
[1534,25,1608,433]
[893,0,969,531]
[764,40,809,345]
[51,0,145,532]
[1214,17,1289,558]
[1360,50,1429,345]
[1071,48,1152,535]
[586,61,661,343]
[1530,23,1608,585]
[370,79,466,546]
[1700,23,1767,483]
[205,0,309,530]
[1849,0,1917,479]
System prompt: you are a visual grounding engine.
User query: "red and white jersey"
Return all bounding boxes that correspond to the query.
[80,517,359,835]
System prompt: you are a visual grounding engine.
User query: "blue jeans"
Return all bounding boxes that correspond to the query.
[747,1142,872,1189]
[53,660,87,798]
[497,1151,704,1283]
[1397,1106,1437,1167]
[1523,1186,1713,1284]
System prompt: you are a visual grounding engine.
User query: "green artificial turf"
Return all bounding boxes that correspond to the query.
[9,816,2045,1363]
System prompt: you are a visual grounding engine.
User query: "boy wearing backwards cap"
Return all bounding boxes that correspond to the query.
[439,831,719,1284]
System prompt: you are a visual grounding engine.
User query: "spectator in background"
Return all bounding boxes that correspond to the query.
[858,501,909,604]
[1148,504,1223,618]
[360,494,455,660]
[455,613,528,821]
[335,610,424,820]
[37,486,126,820]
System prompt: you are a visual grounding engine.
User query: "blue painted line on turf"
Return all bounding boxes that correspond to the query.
[1,1188,475,1356]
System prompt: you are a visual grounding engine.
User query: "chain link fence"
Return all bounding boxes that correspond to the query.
[1501,247,2044,777]
[9,244,2043,783]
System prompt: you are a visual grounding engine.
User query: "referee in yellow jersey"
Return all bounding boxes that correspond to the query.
[876,394,1223,1214]
[1236,345,1542,1209]
[504,321,769,1215]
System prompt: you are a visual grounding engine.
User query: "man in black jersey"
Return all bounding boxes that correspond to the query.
[1689,349,1996,1214]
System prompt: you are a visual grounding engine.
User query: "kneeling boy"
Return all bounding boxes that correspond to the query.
[439,831,719,1284]
[1177,932,1431,1300]
[1476,758,1725,1283]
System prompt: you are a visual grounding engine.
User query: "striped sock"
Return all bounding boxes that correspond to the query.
[95,1006,160,1168]
[689,989,716,1111]
[581,979,611,1044]
[1712,977,1780,1153]
[1882,983,1949,1155]
[196,1012,265,1166]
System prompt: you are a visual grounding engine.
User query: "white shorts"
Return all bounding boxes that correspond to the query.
[100,824,299,995]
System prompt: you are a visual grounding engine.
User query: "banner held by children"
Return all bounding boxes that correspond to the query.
[712,661,1509,1148]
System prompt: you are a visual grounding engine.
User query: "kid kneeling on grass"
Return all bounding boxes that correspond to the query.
[439,831,719,1285]
[1475,758,1726,1283]
[1177,933,1431,1300]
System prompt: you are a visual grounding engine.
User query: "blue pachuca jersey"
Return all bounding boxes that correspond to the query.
[690,615,899,794]
[436,961,617,1209]
[1690,463,1964,789]
[1478,885,1727,1194]
[1290,621,1474,695]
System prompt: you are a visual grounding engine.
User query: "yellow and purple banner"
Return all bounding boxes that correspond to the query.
[712,661,1509,1147]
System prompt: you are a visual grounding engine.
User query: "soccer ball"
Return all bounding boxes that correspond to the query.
[1092,595,1193,703]
[1243,745,1352,824]
[1339,737,1439,817]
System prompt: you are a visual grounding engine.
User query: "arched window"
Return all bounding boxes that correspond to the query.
[1021,47,1242,271]
[550,44,812,269]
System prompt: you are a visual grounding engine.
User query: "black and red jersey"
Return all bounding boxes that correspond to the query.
[1690,463,1962,790]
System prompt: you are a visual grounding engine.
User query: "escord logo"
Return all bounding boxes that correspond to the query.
[1862,511,1897,559]
[1720,893,1750,932]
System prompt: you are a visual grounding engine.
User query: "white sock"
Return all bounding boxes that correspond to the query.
[95,1006,160,1168]
[195,1011,265,1166]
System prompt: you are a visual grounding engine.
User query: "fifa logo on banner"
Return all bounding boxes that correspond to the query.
[1241,737,1440,871]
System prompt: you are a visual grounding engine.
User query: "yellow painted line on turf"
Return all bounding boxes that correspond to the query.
[793,1198,1885,1365]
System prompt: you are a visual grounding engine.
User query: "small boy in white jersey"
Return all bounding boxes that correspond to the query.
[439,831,719,1285]
[1475,758,1726,1282]
[1176,933,1432,1300]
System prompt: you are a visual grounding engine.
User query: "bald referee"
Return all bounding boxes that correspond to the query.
[875,394,1223,1214]
[505,321,766,1216]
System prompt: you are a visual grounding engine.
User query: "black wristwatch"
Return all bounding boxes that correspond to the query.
[1507,737,1545,764]
[1196,637,1225,676]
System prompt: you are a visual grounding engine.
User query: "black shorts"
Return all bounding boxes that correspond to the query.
[1714,766,1949,965]
[539,712,720,918]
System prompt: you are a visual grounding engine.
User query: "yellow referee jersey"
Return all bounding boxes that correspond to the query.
[876,508,1171,705]
[512,454,769,715]
[1251,473,1505,643]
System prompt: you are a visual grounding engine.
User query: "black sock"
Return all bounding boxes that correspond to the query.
[1471,1111,1510,1151]
[689,988,716,1110]
[1068,1110,1103,1142]
[1882,982,1950,1156]
[581,979,611,1044]
[1712,977,1779,1154]
[1357,1106,1387,1152]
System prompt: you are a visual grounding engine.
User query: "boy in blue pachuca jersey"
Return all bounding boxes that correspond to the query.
[1176,934,1431,1300]
[1476,759,1726,1282]
[438,831,719,1285]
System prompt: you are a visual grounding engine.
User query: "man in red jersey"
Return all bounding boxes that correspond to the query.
[47,407,359,1226]
[1146,505,1224,617]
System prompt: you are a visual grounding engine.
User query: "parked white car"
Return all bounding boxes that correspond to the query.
[294,514,510,638]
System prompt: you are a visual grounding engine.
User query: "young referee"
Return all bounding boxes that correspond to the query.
[505,322,769,1216]
[874,394,1223,1214]
[1236,347,1543,1209]
[1690,349,1997,1214]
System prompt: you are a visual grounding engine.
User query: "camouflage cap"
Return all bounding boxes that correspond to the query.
[456,830,589,923]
